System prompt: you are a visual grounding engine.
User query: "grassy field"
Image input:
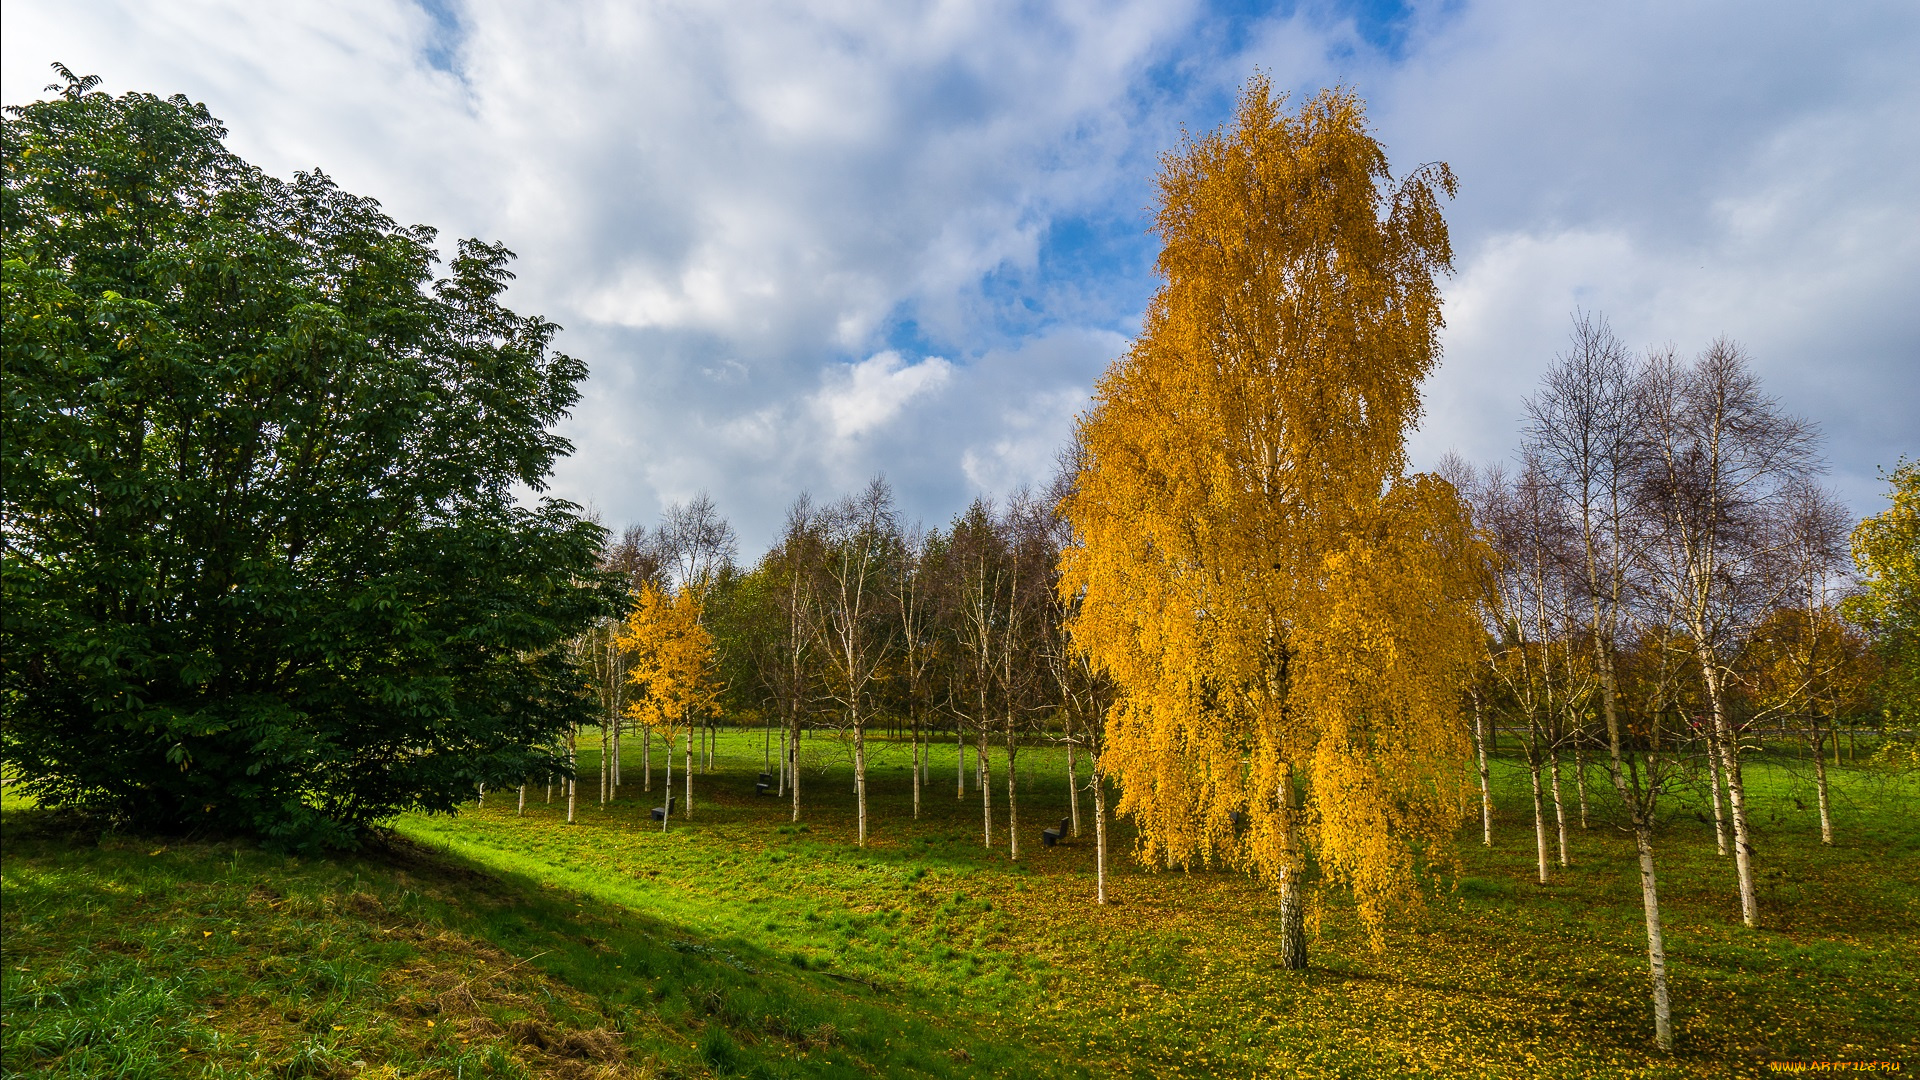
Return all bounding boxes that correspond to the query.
[4,728,1916,1078]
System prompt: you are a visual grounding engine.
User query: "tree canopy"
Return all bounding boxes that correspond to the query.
[0,69,619,850]
[1846,460,1920,726]
[1059,79,1486,962]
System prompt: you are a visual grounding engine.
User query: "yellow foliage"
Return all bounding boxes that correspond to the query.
[616,583,717,744]
[1060,79,1488,942]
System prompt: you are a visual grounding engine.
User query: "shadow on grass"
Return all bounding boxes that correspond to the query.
[1,806,1069,1080]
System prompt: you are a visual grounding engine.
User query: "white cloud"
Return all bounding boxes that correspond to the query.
[813,352,954,442]
[7,0,1915,548]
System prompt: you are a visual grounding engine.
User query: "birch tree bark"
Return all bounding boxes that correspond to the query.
[1636,340,1819,929]
[1524,313,1675,1048]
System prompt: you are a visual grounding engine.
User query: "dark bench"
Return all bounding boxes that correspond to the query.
[755,772,775,796]
[649,796,679,822]
[1040,817,1073,847]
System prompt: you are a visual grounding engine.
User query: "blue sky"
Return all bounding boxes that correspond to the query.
[6,0,1916,552]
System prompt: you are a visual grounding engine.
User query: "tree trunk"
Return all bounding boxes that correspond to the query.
[613,718,623,792]
[790,717,802,823]
[684,728,694,818]
[956,726,966,798]
[1006,725,1020,861]
[1277,768,1307,969]
[855,719,869,847]
[1092,759,1109,905]
[1704,734,1728,855]
[477,783,485,808]
[600,725,609,805]
[978,729,993,847]
[1812,726,1834,845]
[1527,727,1549,883]
[1701,655,1759,927]
[661,745,672,833]
[566,727,577,824]
[1574,737,1589,829]
[644,727,653,792]
[1066,741,1082,837]
[1277,870,1307,970]
[1635,822,1674,1050]
[911,722,921,820]
[1549,745,1569,867]
[1474,694,1493,846]
[517,784,525,816]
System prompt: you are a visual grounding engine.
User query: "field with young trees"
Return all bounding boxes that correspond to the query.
[5,69,1917,1079]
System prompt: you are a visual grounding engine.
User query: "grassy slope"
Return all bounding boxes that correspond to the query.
[5,730,1916,1079]
[0,786,1033,1079]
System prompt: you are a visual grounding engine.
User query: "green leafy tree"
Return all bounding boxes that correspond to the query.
[1845,459,1920,726]
[1,68,619,850]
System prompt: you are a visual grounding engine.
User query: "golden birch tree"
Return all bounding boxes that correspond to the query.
[619,583,717,832]
[1060,79,1486,967]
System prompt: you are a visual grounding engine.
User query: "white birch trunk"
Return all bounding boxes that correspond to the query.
[854,721,868,847]
[1704,736,1728,855]
[1710,694,1760,928]
[1527,730,1549,883]
[978,729,993,847]
[1092,762,1108,905]
[1006,727,1019,861]
[1066,741,1082,837]
[661,746,672,833]
[1474,698,1493,846]
[1636,824,1674,1050]
[1549,746,1569,867]
[1574,737,1589,829]
[1277,768,1307,969]
[1812,726,1833,845]
[790,720,802,823]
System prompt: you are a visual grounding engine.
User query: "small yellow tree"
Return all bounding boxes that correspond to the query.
[618,583,717,832]
[1060,79,1487,967]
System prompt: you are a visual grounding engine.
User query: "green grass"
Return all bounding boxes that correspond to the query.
[5,728,1916,1078]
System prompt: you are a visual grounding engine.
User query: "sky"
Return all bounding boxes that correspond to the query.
[7,0,1916,554]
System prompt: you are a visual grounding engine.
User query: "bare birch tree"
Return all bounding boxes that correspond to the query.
[815,478,900,847]
[1633,339,1820,928]
[1525,312,1680,1049]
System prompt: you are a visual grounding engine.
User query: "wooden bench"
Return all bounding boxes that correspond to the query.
[649,796,679,822]
[755,772,775,796]
[1040,817,1073,847]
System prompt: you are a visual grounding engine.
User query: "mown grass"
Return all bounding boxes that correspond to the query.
[5,728,1916,1079]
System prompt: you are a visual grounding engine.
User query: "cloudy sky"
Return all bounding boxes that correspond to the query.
[8,1,1916,552]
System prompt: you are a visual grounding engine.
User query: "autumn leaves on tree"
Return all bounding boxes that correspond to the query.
[619,583,718,832]
[1059,80,1487,970]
